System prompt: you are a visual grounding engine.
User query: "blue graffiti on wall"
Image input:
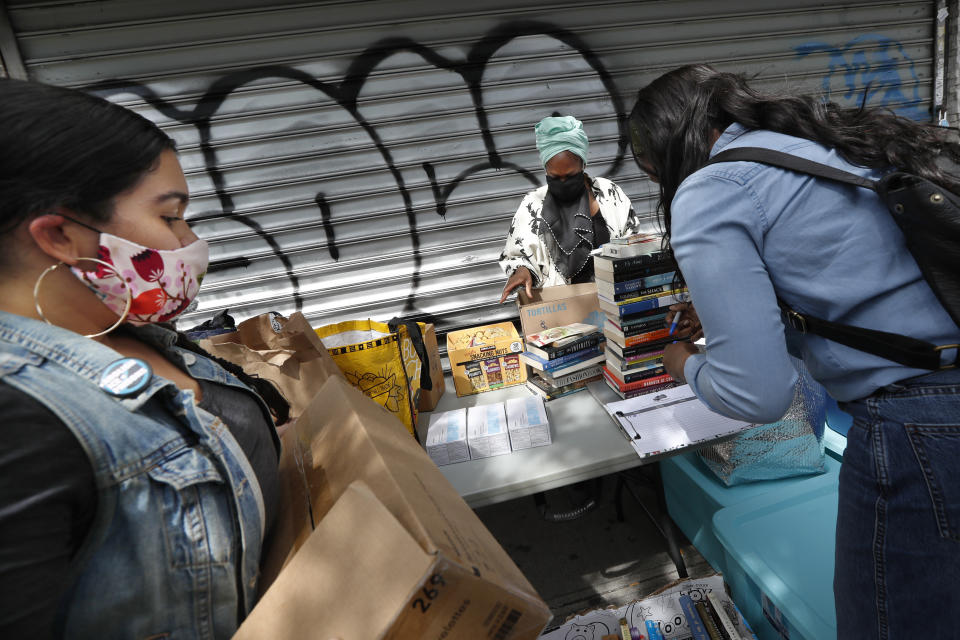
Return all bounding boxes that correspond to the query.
[795,34,927,122]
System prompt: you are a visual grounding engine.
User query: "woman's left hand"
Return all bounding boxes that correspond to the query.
[663,341,700,383]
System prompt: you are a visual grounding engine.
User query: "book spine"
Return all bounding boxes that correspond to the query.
[618,340,673,357]
[611,251,673,275]
[606,286,686,307]
[596,268,675,295]
[679,595,711,640]
[696,601,725,640]
[525,378,594,400]
[553,375,602,394]
[615,381,676,399]
[541,334,603,360]
[524,380,550,399]
[547,353,604,376]
[611,348,665,365]
[609,312,670,334]
[623,348,665,362]
[623,327,671,346]
[626,372,674,389]
[706,593,742,640]
[540,346,602,371]
[541,364,604,386]
[618,292,686,317]
[522,346,601,370]
[594,259,673,280]
[603,368,673,391]
[621,307,671,322]
[602,243,655,258]
[607,355,664,374]
[605,328,650,351]
[612,283,671,301]
[621,366,667,383]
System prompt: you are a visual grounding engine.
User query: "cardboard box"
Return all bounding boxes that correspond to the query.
[446,322,527,397]
[516,283,603,341]
[235,376,551,640]
[425,408,470,466]
[506,396,552,450]
[466,402,512,460]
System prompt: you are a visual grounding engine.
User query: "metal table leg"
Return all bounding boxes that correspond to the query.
[616,462,688,579]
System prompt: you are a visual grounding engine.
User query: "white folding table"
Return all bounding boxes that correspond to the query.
[415,377,641,508]
[416,376,693,577]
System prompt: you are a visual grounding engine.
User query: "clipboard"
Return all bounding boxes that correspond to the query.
[587,381,754,459]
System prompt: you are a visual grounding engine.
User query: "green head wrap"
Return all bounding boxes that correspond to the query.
[535,115,589,167]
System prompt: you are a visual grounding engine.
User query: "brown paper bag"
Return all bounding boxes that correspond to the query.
[199,312,342,421]
[414,323,445,411]
[237,375,552,640]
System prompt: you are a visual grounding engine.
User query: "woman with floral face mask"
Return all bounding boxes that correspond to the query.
[498,115,643,302]
[0,79,289,639]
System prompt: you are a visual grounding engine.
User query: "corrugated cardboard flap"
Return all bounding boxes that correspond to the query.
[517,282,598,305]
[235,481,435,640]
[302,375,544,603]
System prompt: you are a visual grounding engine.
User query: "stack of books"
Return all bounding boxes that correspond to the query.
[521,324,606,401]
[595,241,686,399]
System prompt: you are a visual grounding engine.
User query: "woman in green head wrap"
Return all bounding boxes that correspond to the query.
[499,115,641,302]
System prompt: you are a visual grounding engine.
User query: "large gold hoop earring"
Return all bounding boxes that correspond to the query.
[33,258,133,339]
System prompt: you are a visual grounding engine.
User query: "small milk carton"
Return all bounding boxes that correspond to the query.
[424,408,470,466]
[466,402,511,459]
[506,396,552,450]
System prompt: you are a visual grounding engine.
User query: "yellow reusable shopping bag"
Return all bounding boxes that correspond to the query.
[314,318,432,438]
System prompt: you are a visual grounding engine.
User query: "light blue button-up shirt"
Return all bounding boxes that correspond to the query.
[675,123,960,423]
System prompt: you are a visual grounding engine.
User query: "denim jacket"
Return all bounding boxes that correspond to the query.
[0,311,277,639]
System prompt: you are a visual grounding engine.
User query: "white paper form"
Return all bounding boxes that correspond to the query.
[607,384,754,458]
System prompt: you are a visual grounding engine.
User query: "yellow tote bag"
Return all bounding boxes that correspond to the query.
[314,318,431,438]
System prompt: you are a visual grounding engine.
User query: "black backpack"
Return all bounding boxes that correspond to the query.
[706,147,960,371]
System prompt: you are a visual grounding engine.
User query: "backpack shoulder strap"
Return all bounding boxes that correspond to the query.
[707,147,878,192]
[705,146,955,370]
[779,299,957,371]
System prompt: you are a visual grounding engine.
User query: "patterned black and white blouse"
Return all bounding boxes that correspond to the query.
[499,175,642,287]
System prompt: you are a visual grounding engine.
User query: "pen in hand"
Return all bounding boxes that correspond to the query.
[668,310,683,336]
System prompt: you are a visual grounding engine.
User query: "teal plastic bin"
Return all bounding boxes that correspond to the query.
[713,476,839,640]
[661,451,840,575]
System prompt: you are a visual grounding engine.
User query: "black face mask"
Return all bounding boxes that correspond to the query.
[546,172,586,204]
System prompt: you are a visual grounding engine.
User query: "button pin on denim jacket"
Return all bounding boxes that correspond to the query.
[99,358,153,397]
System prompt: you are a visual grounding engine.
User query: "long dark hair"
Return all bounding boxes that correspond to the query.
[0,78,176,236]
[0,79,291,425]
[629,64,960,251]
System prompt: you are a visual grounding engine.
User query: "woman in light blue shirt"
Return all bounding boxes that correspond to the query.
[629,64,960,638]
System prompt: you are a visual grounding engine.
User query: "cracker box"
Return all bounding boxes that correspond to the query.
[425,408,470,466]
[505,396,552,450]
[466,402,512,459]
[446,322,526,397]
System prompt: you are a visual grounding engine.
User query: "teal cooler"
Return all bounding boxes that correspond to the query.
[661,451,842,639]
[713,477,839,640]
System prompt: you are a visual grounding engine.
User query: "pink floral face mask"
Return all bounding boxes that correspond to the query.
[70,231,209,325]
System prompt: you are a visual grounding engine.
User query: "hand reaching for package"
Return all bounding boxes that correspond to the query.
[499,266,533,303]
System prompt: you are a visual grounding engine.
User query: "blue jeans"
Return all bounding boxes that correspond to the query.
[836,368,960,639]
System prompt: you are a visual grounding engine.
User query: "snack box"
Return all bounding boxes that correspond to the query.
[446,322,526,397]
